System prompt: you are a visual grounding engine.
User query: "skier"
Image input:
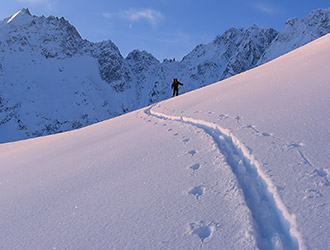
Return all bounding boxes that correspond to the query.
[171,78,184,97]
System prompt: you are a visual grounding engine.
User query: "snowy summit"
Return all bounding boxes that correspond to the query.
[1,20,330,249]
[6,8,31,24]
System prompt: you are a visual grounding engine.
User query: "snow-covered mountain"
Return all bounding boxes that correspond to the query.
[0,9,130,143]
[1,8,330,143]
[177,25,278,89]
[258,8,330,64]
[1,28,330,250]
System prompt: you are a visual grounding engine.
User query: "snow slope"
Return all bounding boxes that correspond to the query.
[1,25,330,250]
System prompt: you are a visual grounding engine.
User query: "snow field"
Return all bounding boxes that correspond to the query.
[1,24,330,250]
[149,33,330,249]
[0,109,257,249]
[147,105,303,250]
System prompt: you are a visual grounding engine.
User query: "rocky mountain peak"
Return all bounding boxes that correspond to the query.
[19,8,31,15]
[285,8,330,31]
[126,50,159,67]
[1,9,85,59]
[258,8,330,65]
[46,15,82,40]
[5,8,33,25]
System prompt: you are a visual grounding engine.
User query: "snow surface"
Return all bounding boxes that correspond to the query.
[1,31,330,249]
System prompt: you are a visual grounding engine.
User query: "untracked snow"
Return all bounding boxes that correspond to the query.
[1,30,330,249]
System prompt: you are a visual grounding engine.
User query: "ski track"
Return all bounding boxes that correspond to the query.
[145,105,305,250]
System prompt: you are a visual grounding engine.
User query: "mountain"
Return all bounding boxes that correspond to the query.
[178,25,278,89]
[258,8,330,64]
[0,9,128,142]
[1,8,330,143]
[1,29,330,250]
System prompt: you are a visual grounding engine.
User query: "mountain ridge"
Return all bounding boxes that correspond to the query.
[1,8,330,143]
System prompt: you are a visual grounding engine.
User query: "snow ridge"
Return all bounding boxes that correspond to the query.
[146,105,305,250]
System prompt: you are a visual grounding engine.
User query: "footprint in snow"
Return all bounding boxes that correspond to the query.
[315,169,328,177]
[244,124,273,137]
[314,169,330,186]
[287,142,304,149]
[188,221,217,243]
[235,116,241,123]
[189,163,200,171]
[304,189,323,199]
[182,137,190,143]
[187,150,197,156]
[219,114,230,120]
[188,186,205,199]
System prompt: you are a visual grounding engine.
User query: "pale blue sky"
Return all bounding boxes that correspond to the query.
[0,0,329,60]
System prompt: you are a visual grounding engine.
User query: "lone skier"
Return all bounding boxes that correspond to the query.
[171,78,184,97]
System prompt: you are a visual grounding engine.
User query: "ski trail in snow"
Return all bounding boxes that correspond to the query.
[145,105,305,250]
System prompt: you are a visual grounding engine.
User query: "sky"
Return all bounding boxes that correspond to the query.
[0,0,329,61]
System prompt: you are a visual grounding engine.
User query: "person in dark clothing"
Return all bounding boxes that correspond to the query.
[171,78,183,97]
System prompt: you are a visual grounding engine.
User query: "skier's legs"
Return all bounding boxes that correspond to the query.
[173,88,179,97]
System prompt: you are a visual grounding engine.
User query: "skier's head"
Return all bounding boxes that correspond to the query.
[173,78,178,83]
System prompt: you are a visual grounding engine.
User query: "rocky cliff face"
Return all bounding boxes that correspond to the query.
[1,8,330,143]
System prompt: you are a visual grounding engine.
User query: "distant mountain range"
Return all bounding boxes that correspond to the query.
[1,8,330,143]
